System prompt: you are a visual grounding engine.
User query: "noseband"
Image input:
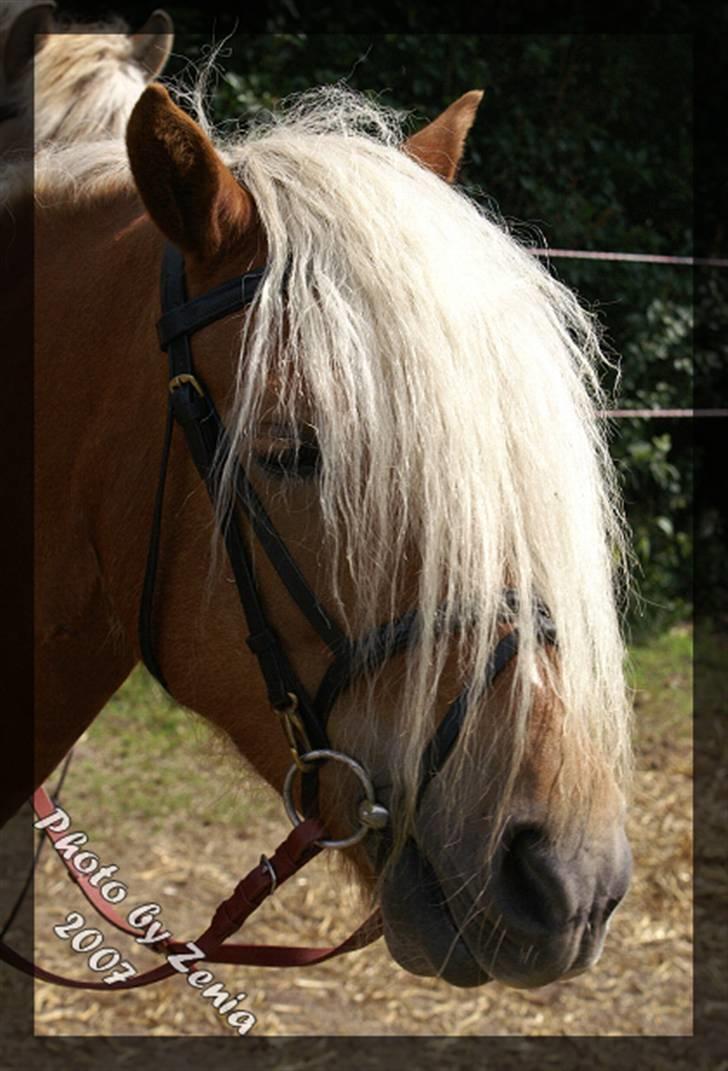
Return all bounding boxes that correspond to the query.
[140,243,556,846]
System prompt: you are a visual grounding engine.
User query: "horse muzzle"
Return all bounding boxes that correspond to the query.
[376,818,632,989]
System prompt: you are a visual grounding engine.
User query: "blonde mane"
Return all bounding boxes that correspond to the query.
[33,21,151,146]
[0,5,171,173]
[25,85,633,854]
[213,89,632,847]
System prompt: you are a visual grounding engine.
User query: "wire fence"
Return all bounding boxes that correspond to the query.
[529,248,728,269]
[528,246,726,420]
[603,409,727,418]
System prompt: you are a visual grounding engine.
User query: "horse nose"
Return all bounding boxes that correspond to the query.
[492,823,632,937]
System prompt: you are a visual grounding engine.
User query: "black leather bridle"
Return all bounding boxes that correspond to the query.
[0,244,562,994]
[140,242,556,833]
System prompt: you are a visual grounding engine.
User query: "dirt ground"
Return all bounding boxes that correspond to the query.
[2,632,696,1043]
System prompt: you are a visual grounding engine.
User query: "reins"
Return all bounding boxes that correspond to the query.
[0,785,382,990]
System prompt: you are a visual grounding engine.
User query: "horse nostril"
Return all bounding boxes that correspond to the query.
[491,819,632,942]
[502,825,547,877]
[602,895,623,923]
[497,825,559,932]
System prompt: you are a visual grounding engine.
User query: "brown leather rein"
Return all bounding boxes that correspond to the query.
[0,784,381,990]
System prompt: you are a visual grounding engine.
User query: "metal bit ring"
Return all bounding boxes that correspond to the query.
[282,749,384,849]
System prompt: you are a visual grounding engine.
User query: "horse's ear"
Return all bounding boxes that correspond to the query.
[126,84,254,263]
[404,90,484,183]
[129,9,174,80]
[3,2,56,86]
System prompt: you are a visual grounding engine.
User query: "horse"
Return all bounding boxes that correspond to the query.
[0,2,173,161]
[6,80,633,990]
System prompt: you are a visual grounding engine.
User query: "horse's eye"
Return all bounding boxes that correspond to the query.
[254,440,321,481]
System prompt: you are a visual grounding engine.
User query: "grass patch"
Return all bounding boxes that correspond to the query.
[628,622,692,752]
[67,666,278,832]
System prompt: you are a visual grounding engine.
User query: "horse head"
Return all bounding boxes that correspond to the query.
[29,79,632,990]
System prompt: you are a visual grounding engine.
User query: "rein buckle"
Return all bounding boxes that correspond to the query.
[169,373,204,396]
[276,693,317,773]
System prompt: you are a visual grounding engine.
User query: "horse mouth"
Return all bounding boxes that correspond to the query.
[379,837,494,988]
[376,836,605,989]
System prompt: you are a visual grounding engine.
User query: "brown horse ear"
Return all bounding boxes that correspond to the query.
[3,2,56,86]
[404,90,484,183]
[129,9,174,80]
[126,84,254,263]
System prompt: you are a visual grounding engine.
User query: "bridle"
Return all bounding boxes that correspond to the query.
[143,242,554,824]
[0,240,555,993]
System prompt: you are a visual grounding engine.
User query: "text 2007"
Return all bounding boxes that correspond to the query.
[52,911,137,985]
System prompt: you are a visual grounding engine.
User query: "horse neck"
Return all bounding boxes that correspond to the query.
[32,188,167,798]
